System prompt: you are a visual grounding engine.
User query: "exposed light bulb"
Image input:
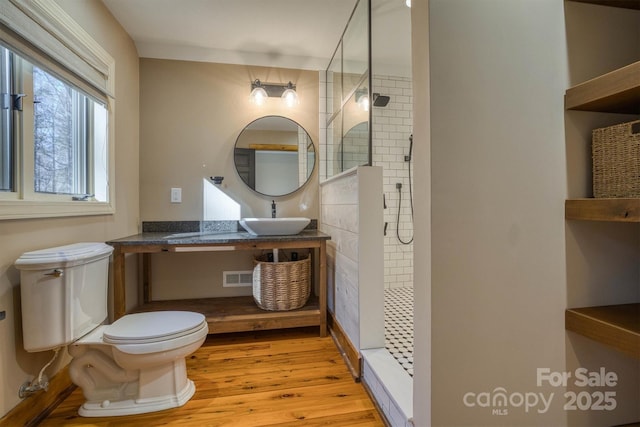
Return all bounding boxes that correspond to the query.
[281,82,299,107]
[405,0,411,7]
[249,86,268,106]
[282,89,298,107]
[358,95,370,112]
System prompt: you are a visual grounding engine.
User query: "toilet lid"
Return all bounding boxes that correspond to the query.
[103,311,206,344]
[15,242,113,270]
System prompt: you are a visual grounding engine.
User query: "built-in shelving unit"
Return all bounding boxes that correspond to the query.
[572,0,640,10]
[566,304,640,359]
[565,198,640,222]
[568,0,640,10]
[565,61,640,114]
[564,0,640,360]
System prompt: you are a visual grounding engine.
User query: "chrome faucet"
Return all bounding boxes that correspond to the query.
[271,200,276,218]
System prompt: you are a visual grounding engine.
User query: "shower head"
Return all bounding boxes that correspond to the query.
[373,93,390,107]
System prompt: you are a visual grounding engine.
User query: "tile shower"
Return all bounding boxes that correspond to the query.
[372,74,414,377]
[320,65,414,422]
[320,72,415,377]
[372,74,413,290]
[385,287,414,376]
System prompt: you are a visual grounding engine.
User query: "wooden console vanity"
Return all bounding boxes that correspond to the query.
[107,229,330,336]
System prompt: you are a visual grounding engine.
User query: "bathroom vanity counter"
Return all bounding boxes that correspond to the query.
[108,229,329,245]
[107,230,330,336]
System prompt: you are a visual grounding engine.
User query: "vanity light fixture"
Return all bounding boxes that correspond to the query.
[249,80,268,105]
[405,0,411,7]
[250,79,299,107]
[281,82,299,107]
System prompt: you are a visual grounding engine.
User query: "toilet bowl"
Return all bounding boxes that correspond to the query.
[69,311,208,417]
[15,243,208,417]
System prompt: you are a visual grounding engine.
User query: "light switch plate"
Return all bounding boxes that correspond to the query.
[171,187,182,203]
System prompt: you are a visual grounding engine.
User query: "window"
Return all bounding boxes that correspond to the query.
[0,45,108,206]
[0,46,12,192]
[32,66,108,198]
[0,0,115,220]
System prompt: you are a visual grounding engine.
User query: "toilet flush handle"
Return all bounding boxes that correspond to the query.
[44,269,63,278]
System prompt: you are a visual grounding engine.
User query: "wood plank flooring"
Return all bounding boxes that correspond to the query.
[40,328,385,426]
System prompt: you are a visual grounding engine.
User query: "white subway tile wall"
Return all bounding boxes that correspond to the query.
[319,72,413,290]
[372,75,413,290]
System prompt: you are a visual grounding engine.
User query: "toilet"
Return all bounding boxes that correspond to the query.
[15,242,208,417]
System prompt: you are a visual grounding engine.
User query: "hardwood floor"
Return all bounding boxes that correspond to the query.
[40,328,385,426]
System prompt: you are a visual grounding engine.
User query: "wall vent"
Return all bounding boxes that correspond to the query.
[223,270,253,287]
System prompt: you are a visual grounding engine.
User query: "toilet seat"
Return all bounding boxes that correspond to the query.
[104,311,206,344]
[98,311,208,355]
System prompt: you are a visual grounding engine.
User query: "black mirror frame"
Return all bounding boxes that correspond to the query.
[233,115,316,197]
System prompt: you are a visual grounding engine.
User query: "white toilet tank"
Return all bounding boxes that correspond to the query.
[15,242,114,352]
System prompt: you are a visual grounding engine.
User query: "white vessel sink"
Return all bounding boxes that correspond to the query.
[239,217,310,236]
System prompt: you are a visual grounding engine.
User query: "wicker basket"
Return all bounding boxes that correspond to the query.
[592,120,640,198]
[252,254,311,311]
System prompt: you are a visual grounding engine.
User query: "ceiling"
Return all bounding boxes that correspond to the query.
[101,0,411,76]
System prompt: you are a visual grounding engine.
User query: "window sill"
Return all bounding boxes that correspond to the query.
[0,200,114,220]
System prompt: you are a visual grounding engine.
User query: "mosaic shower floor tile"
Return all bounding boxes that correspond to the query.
[384,287,414,377]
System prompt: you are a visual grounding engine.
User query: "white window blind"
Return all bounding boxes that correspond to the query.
[0,0,116,219]
[0,0,114,98]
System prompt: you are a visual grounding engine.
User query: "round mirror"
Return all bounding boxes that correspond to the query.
[339,121,369,172]
[234,116,315,197]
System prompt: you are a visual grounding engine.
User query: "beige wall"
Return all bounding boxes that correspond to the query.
[0,0,140,418]
[427,1,639,426]
[139,59,319,299]
[430,1,568,423]
[139,59,319,221]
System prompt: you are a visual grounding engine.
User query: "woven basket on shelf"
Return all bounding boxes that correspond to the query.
[592,120,640,198]
[252,254,311,311]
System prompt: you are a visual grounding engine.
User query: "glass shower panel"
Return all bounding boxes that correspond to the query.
[342,0,369,101]
[323,0,370,179]
[327,109,342,177]
[326,42,342,123]
[342,78,370,171]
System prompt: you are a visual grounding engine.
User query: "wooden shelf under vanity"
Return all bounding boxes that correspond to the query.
[565,304,640,359]
[132,295,322,334]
